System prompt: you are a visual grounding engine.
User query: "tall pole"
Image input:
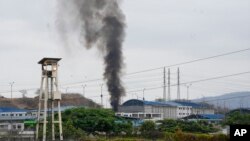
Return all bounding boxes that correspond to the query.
[65,87,68,93]
[168,68,171,101]
[9,82,14,138]
[143,88,145,101]
[177,68,180,100]
[163,67,166,101]
[186,84,192,100]
[82,84,87,97]
[101,84,103,107]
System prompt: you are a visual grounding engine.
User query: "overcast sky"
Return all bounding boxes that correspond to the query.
[0,0,250,107]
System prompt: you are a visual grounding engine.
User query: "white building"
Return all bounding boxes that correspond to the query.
[117,99,214,120]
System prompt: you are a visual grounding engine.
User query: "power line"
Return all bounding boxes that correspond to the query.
[125,47,250,75]
[61,47,250,86]
[1,48,250,95]
[194,94,250,103]
[115,71,250,95]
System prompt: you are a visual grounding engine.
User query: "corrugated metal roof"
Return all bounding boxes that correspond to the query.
[122,99,206,108]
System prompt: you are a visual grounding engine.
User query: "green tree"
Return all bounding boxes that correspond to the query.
[62,107,133,137]
[224,111,250,125]
[63,108,115,134]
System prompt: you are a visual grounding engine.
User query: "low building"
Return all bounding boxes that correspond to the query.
[0,106,75,138]
[117,99,215,120]
[182,114,225,124]
[0,107,35,131]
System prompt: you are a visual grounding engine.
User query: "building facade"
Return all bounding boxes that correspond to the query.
[117,99,214,120]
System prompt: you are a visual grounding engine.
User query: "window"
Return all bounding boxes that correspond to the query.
[19,114,22,116]
[17,125,22,129]
[0,125,8,129]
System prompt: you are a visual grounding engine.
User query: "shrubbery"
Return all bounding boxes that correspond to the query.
[163,130,229,141]
[223,111,250,125]
[44,107,228,140]
[61,108,133,139]
[158,119,219,133]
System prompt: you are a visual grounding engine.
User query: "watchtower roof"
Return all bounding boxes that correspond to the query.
[38,58,61,64]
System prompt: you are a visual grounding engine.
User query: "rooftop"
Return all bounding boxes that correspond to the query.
[0,107,28,113]
[122,99,205,108]
[183,114,225,120]
[38,57,61,64]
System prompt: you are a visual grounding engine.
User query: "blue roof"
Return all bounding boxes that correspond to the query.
[173,101,203,108]
[200,114,225,119]
[0,107,28,113]
[122,99,174,107]
[122,99,206,108]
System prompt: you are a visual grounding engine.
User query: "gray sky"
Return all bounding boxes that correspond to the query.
[0,0,250,107]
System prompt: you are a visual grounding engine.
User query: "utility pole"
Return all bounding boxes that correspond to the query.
[177,68,180,100]
[100,84,103,107]
[163,67,166,101]
[82,84,87,97]
[168,68,171,101]
[9,82,14,139]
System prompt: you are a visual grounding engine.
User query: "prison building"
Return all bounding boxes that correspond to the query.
[117,99,214,120]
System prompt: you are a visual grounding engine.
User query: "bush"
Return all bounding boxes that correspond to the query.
[158,119,218,133]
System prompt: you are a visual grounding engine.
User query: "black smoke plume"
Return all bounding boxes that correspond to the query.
[57,0,126,111]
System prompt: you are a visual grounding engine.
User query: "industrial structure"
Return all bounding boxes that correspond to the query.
[117,99,214,120]
[36,58,63,141]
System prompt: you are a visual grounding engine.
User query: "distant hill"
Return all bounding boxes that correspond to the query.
[0,93,100,109]
[192,91,250,110]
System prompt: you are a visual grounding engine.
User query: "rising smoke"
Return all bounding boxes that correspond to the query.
[57,0,126,111]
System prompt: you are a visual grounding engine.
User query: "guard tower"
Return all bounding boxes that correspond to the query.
[36,58,63,141]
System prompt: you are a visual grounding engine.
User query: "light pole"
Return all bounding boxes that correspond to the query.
[143,88,146,101]
[100,84,103,107]
[9,82,14,136]
[133,93,138,99]
[82,84,87,97]
[186,84,192,100]
[65,87,68,93]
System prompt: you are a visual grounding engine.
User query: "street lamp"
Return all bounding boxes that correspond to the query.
[65,87,69,93]
[133,93,138,99]
[100,84,103,107]
[186,84,192,100]
[143,88,146,101]
[9,82,14,135]
[82,84,87,97]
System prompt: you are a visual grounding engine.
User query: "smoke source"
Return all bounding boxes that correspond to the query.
[57,0,126,111]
